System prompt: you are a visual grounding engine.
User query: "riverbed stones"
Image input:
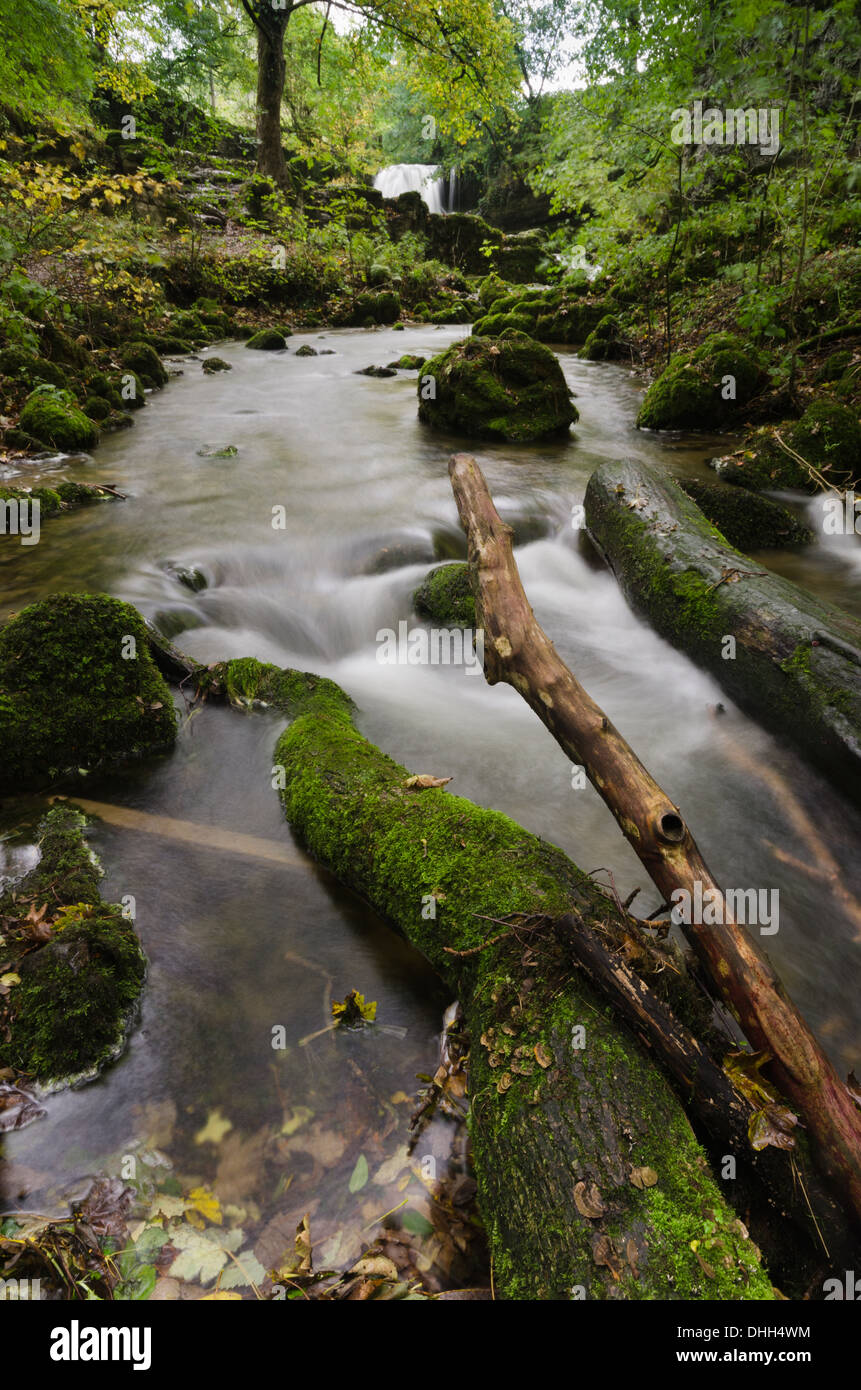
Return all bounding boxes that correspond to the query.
[418,331,578,442]
[246,329,288,351]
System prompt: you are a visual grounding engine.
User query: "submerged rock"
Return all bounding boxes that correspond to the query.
[356,364,396,377]
[0,593,177,795]
[418,331,578,443]
[295,345,318,358]
[202,357,232,374]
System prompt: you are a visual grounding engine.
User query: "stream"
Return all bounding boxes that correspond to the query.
[1,324,860,1292]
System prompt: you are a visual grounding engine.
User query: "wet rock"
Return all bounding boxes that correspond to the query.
[418,331,578,443]
[295,345,319,358]
[636,334,763,431]
[246,329,287,351]
[202,357,232,374]
[356,365,397,377]
[678,477,813,549]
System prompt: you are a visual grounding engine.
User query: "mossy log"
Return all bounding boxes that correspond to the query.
[450,453,861,1227]
[584,459,861,800]
[268,670,775,1299]
[0,805,145,1085]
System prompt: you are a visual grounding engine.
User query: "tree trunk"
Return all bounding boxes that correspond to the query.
[254,20,288,185]
[583,458,861,801]
[264,666,776,1299]
[449,452,861,1229]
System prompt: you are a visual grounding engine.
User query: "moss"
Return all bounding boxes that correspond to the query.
[413,562,476,626]
[120,341,168,388]
[638,334,763,430]
[478,272,511,308]
[202,357,232,374]
[272,672,775,1300]
[580,314,623,361]
[0,593,177,794]
[18,393,100,452]
[719,402,861,492]
[149,334,193,355]
[0,805,145,1084]
[83,395,112,421]
[418,332,578,443]
[295,345,318,357]
[246,329,287,351]
[679,478,813,549]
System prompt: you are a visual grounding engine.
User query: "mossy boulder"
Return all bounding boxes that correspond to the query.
[478,273,511,308]
[18,393,100,452]
[637,334,763,430]
[413,563,475,627]
[427,212,502,274]
[246,329,287,351]
[418,332,578,443]
[83,395,112,421]
[580,314,625,362]
[120,340,168,389]
[678,478,813,550]
[202,357,232,374]
[0,593,177,794]
[0,805,145,1084]
[716,402,861,492]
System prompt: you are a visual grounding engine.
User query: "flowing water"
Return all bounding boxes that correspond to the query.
[1,326,859,1291]
[373,163,448,214]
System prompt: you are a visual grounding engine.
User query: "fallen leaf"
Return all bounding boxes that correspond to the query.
[194,1108,233,1146]
[404,775,452,790]
[349,1154,369,1194]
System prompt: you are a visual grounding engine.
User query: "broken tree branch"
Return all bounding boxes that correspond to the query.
[448,451,861,1225]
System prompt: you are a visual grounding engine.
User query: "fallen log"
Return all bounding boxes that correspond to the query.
[270,669,776,1299]
[449,452,861,1228]
[583,458,861,800]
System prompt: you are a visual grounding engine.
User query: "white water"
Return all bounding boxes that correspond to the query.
[374,162,447,214]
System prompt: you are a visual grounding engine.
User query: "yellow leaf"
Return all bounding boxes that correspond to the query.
[194,1108,233,1145]
[188,1187,223,1226]
[201,1290,241,1300]
[0,972,21,988]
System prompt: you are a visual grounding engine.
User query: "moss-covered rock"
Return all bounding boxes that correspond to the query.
[418,331,578,443]
[83,395,112,421]
[388,354,426,370]
[413,563,476,627]
[472,285,607,345]
[478,273,512,309]
[202,356,232,374]
[0,593,177,794]
[295,344,318,358]
[246,328,287,351]
[678,477,813,550]
[637,334,763,430]
[18,393,100,452]
[580,314,625,362]
[120,340,168,389]
[0,805,145,1084]
[716,402,861,492]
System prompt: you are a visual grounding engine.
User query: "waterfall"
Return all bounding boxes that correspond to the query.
[374,163,447,214]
